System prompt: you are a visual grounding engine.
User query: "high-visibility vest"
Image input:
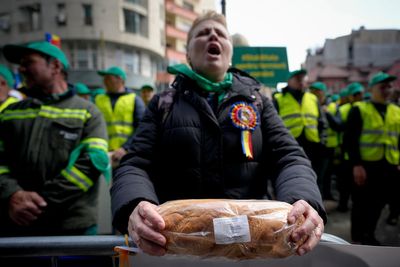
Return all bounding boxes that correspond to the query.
[275,92,320,143]
[326,102,339,148]
[339,103,352,123]
[358,102,400,165]
[339,101,362,159]
[0,96,19,112]
[95,93,135,151]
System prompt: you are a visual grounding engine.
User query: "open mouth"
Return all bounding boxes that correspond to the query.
[207,44,221,55]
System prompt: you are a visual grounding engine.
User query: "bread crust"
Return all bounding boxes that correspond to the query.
[158,199,305,260]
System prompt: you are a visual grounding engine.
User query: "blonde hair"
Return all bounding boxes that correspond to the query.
[186,10,229,47]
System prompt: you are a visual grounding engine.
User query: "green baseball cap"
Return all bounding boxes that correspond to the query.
[368,72,397,87]
[3,41,69,70]
[0,64,14,88]
[309,81,327,92]
[288,69,307,80]
[140,84,155,91]
[347,82,364,95]
[363,92,372,100]
[331,94,340,102]
[75,83,91,95]
[339,88,349,98]
[97,66,126,81]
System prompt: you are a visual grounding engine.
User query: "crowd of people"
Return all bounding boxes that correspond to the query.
[273,68,399,245]
[0,10,398,258]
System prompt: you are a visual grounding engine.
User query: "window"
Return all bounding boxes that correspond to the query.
[123,9,147,37]
[141,53,151,77]
[77,44,89,70]
[82,4,92,26]
[0,13,11,33]
[125,0,147,7]
[19,4,42,33]
[56,3,67,26]
[182,1,194,11]
[124,51,134,73]
[91,44,98,70]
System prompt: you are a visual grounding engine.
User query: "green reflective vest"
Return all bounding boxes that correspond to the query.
[339,102,362,160]
[95,93,135,151]
[358,102,400,165]
[339,103,352,123]
[275,92,320,143]
[0,96,19,113]
[326,102,339,148]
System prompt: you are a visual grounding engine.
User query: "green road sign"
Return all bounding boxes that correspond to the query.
[232,47,289,87]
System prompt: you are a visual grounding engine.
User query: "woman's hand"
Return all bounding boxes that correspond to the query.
[128,201,167,256]
[353,165,367,186]
[288,200,324,256]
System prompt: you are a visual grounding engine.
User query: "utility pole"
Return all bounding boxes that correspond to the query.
[221,0,226,17]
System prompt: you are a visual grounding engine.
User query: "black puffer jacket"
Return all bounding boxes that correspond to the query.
[111,69,326,233]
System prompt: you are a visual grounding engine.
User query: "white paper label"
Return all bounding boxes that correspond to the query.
[213,215,251,244]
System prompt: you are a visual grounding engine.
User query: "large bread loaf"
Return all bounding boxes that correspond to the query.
[157,199,305,260]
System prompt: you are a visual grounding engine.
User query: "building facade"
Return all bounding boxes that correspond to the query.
[157,0,215,89]
[305,27,400,93]
[0,0,166,89]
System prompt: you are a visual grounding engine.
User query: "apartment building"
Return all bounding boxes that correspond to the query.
[0,0,166,89]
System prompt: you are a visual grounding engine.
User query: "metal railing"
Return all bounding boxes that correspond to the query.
[0,233,348,267]
[0,235,127,257]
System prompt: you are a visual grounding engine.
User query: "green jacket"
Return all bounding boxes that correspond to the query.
[0,88,109,236]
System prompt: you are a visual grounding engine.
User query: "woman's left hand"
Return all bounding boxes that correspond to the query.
[287,200,324,256]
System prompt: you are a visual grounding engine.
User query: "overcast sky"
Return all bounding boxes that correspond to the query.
[214,0,400,71]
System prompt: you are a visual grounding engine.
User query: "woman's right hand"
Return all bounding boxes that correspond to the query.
[353,165,367,186]
[128,200,167,256]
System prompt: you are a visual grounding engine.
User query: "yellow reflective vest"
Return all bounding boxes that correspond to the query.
[275,92,320,143]
[95,93,136,151]
[358,102,400,165]
[326,102,339,148]
[0,96,19,112]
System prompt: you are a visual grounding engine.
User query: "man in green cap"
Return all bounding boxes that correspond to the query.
[0,41,110,236]
[0,64,19,112]
[140,84,155,106]
[309,81,327,105]
[309,81,341,200]
[344,72,399,244]
[75,82,92,101]
[336,82,365,212]
[95,66,145,168]
[274,70,327,184]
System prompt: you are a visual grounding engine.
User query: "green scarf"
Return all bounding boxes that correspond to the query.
[167,64,232,102]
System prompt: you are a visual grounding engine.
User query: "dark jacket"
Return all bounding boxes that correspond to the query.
[111,70,326,233]
[0,87,108,236]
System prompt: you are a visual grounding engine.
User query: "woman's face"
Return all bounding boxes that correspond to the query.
[187,19,232,82]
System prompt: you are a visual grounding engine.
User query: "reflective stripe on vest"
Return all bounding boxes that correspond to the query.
[275,92,320,142]
[61,165,93,192]
[1,106,91,122]
[0,165,10,175]
[358,102,400,165]
[0,96,19,113]
[326,102,339,148]
[95,93,135,151]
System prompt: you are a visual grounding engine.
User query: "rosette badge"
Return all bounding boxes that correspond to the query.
[230,102,259,159]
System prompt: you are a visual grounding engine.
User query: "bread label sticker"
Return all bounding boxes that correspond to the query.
[213,215,251,244]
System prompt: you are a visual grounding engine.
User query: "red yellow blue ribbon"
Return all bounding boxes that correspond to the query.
[230,102,258,159]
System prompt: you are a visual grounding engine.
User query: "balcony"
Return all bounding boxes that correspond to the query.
[166,47,187,62]
[166,24,187,41]
[165,0,197,21]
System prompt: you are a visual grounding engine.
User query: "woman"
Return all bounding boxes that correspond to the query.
[111,11,326,257]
